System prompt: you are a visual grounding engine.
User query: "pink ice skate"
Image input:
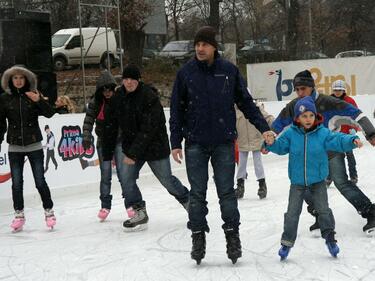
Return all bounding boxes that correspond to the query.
[98,208,110,222]
[11,218,25,232]
[45,209,56,229]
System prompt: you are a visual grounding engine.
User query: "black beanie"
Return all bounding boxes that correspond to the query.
[45,125,49,130]
[194,26,218,49]
[122,64,141,80]
[293,70,315,88]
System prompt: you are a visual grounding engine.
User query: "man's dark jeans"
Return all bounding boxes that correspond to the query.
[185,143,240,233]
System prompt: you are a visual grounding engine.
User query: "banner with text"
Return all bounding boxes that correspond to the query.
[247,56,375,101]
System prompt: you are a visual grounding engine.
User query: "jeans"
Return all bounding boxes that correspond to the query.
[9,149,53,211]
[45,149,57,170]
[97,143,125,209]
[119,156,189,209]
[185,143,240,233]
[330,152,372,217]
[306,152,373,219]
[346,150,357,179]
[282,181,335,247]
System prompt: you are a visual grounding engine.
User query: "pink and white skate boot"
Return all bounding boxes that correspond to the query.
[45,209,56,229]
[98,208,110,222]
[11,210,25,232]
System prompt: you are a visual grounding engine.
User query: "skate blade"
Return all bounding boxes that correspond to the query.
[123,223,148,232]
[11,227,23,233]
[365,228,375,237]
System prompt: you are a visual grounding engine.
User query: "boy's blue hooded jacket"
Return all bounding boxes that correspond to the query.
[266,123,358,186]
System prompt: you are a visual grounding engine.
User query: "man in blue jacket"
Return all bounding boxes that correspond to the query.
[169,26,273,264]
[272,70,375,235]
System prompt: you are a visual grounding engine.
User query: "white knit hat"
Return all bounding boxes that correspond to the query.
[332,80,346,91]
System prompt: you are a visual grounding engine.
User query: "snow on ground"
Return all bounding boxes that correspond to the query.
[1,140,375,281]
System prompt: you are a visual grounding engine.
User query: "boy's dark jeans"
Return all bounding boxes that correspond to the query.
[282,181,334,247]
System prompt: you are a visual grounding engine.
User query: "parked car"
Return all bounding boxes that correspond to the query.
[158,40,224,63]
[52,27,119,71]
[237,44,281,63]
[297,51,328,60]
[335,50,373,58]
[158,40,194,62]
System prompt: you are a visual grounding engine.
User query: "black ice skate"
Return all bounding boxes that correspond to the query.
[191,231,206,265]
[257,178,267,199]
[363,206,375,236]
[123,206,149,232]
[224,228,242,264]
[235,178,245,199]
[309,216,320,232]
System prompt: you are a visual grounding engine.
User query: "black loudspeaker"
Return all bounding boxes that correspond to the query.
[0,8,56,102]
[36,71,57,104]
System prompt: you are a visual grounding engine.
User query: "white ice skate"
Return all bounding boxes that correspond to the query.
[123,207,148,232]
[45,209,56,230]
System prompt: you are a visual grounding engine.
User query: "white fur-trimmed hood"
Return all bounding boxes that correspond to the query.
[1,66,37,94]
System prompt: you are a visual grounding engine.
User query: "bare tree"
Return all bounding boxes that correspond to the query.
[165,0,194,40]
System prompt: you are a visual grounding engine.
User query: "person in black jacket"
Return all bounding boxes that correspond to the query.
[82,70,126,221]
[0,65,56,231]
[103,64,189,232]
[169,26,273,264]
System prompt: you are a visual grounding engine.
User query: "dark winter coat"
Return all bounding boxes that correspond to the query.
[169,55,270,149]
[0,66,55,146]
[82,71,117,145]
[103,82,170,161]
[272,90,375,141]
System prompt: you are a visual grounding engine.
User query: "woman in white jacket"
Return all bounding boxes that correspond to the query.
[235,102,274,199]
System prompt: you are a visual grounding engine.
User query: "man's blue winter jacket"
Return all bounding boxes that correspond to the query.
[169,56,270,149]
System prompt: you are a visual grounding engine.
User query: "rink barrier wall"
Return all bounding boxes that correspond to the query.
[0,96,374,211]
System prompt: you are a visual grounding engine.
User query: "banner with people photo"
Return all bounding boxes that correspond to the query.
[247,56,375,101]
[0,114,101,200]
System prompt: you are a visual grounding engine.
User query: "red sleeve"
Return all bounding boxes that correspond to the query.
[344,96,358,108]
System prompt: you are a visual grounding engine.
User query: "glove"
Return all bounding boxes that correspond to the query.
[82,139,91,150]
[82,131,93,150]
[349,128,357,135]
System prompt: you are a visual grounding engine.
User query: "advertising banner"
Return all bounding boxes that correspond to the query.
[247,56,375,101]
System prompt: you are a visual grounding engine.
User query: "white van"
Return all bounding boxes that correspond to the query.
[51,27,119,71]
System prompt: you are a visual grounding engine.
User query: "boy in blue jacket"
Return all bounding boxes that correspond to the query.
[264,96,362,260]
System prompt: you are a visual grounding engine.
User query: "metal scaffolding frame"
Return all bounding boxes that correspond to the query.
[78,0,123,105]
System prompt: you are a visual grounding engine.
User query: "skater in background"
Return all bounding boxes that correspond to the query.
[0,65,56,231]
[235,100,274,199]
[82,70,126,221]
[272,70,375,235]
[44,125,58,172]
[265,96,363,260]
[55,95,76,114]
[170,26,273,264]
[328,79,359,185]
[103,64,189,231]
